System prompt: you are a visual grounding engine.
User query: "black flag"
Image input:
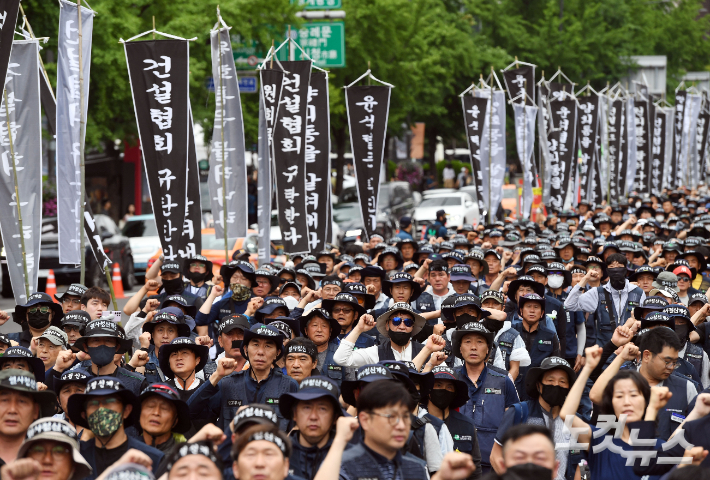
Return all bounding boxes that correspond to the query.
[577,97,599,205]
[671,91,687,189]
[462,95,489,215]
[633,99,651,194]
[650,106,667,194]
[184,116,202,257]
[272,60,312,254]
[549,99,577,211]
[503,66,535,105]
[346,85,391,241]
[124,40,190,262]
[305,71,331,252]
[698,111,710,182]
[607,99,625,202]
[0,0,19,94]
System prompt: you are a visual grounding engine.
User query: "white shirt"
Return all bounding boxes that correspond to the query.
[333,339,414,367]
[494,321,532,367]
[425,284,455,312]
[417,407,455,456]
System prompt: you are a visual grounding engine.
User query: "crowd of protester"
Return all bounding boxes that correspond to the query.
[4,190,710,480]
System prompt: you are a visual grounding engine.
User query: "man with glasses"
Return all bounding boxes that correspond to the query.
[61,311,90,349]
[182,255,215,300]
[322,293,376,350]
[9,293,63,349]
[54,284,87,315]
[66,377,163,478]
[334,303,429,366]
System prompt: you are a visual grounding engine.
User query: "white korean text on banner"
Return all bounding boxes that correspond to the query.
[184,114,202,258]
[651,106,667,193]
[513,103,537,218]
[548,98,577,211]
[124,39,190,261]
[0,41,42,303]
[56,0,94,265]
[461,95,489,215]
[305,71,331,251]
[208,27,247,241]
[685,94,702,189]
[671,91,686,189]
[272,60,312,253]
[623,97,637,196]
[503,65,535,105]
[476,89,506,219]
[346,84,391,241]
[577,96,599,204]
[698,110,710,183]
[258,68,284,265]
[538,84,552,204]
[607,99,624,202]
[633,99,651,194]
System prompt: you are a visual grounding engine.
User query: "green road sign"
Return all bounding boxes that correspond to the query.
[292,0,343,9]
[232,35,268,69]
[277,21,345,68]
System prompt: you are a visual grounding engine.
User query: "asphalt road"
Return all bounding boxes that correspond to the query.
[0,284,145,335]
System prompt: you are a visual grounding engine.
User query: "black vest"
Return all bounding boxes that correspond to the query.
[339,442,428,480]
[488,328,519,371]
[445,409,478,457]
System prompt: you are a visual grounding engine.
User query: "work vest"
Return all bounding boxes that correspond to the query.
[511,322,558,402]
[564,310,585,359]
[377,339,426,362]
[592,286,643,346]
[457,365,509,468]
[656,373,695,440]
[445,410,477,457]
[219,368,297,431]
[412,292,436,314]
[423,412,445,437]
[406,415,429,462]
[339,442,428,480]
[319,341,345,388]
[679,342,704,386]
[288,430,335,480]
[488,328,519,371]
[182,281,212,300]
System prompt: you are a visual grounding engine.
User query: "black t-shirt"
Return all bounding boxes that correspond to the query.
[696,323,707,345]
[95,439,130,476]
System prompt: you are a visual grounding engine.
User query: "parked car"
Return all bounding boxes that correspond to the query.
[121,214,161,277]
[334,181,420,242]
[1,215,136,297]
[412,192,479,235]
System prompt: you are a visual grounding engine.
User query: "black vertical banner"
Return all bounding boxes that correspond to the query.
[607,100,624,202]
[698,112,710,182]
[577,96,599,204]
[502,66,535,105]
[183,116,202,257]
[305,71,331,252]
[548,82,571,102]
[272,60,312,254]
[633,100,651,194]
[346,85,391,241]
[549,99,577,210]
[547,130,563,210]
[462,95,489,214]
[672,91,687,189]
[650,106,666,194]
[618,101,629,193]
[125,40,190,261]
[0,0,19,95]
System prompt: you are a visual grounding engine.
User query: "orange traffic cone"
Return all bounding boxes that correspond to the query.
[46,269,57,300]
[111,263,125,299]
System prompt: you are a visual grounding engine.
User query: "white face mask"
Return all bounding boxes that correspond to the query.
[283,296,300,310]
[635,201,642,208]
[548,274,565,289]
[656,215,665,222]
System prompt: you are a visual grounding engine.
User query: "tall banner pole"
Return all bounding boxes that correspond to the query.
[217,9,228,264]
[77,0,86,284]
[488,69,493,224]
[3,88,29,299]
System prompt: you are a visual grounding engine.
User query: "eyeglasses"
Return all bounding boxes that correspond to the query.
[189,263,206,268]
[677,277,690,283]
[62,297,81,306]
[332,307,353,314]
[28,306,50,314]
[658,357,680,369]
[368,411,411,426]
[85,397,119,408]
[390,316,414,327]
[27,444,71,459]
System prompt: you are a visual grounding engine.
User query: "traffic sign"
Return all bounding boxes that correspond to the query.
[238,76,258,93]
[292,0,343,9]
[277,21,345,68]
[232,36,267,69]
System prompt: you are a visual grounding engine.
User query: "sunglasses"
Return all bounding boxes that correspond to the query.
[390,316,414,327]
[28,306,51,314]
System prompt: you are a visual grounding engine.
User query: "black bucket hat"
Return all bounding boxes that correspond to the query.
[378,247,404,271]
[13,292,64,327]
[662,305,693,330]
[640,311,675,331]
[299,263,326,279]
[158,337,209,380]
[53,369,91,396]
[343,283,376,310]
[279,280,303,297]
[402,360,434,398]
[254,297,290,323]
[449,264,476,283]
[67,376,138,428]
[0,370,57,417]
[451,294,490,322]
[277,267,297,282]
[518,293,546,314]
[299,308,340,343]
[240,323,285,360]
[61,310,91,332]
[341,364,393,406]
[142,311,191,340]
[0,347,47,383]
[382,272,422,301]
[137,383,192,433]
[231,404,279,433]
[524,357,576,400]
[73,319,133,355]
[220,260,256,286]
[266,317,300,339]
[294,269,317,290]
[379,360,418,393]
[184,255,214,282]
[679,251,708,274]
[160,260,182,274]
[545,262,572,290]
[361,265,387,281]
[429,366,469,409]
[441,294,459,322]
[160,295,197,318]
[508,276,545,300]
[628,266,659,282]
[452,322,494,360]
[54,283,88,302]
[279,376,342,420]
[632,296,669,319]
[322,292,366,318]
[689,292,708,307]
[464,249,489,276]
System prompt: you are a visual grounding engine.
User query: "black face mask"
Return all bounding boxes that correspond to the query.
[675,324,689,344]
[607,267,627,290]
[429,389,456,411]
[27,311,50,330]
[455,313,478,327]
[505,463,554,480]
[161,277,184,295]
[186,271,207,283]
[231,340,242,350]
[410,390,422,405]
[388,329,412,346]
[482,318,503,333]
[540,384,569,407]
[88,345,116,367]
